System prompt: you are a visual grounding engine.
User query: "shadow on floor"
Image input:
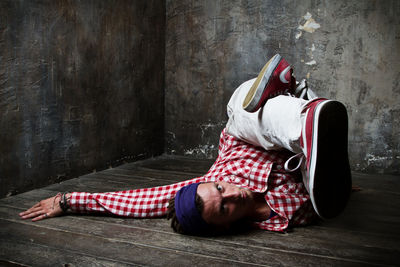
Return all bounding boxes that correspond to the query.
[1,155,399,266]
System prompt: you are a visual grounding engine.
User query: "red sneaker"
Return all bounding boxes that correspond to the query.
[243,54,296,112]
[301,99,352,219]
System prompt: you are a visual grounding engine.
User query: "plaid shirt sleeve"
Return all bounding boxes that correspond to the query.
[69,176,204,218]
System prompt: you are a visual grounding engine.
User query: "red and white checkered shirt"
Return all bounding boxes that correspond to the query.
[70,129,316,232]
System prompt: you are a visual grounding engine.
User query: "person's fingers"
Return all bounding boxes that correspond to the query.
[19,209,34,217]
[20,211,39,219]
[29,206,43,213]
[32,212,49,222]
[19,202,43,216]
[27,202,41,212]
[20,209,46,219]
[19,210,28,216]
[19,206,43,217]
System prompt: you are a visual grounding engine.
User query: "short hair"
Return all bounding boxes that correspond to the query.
[167,194,204,234]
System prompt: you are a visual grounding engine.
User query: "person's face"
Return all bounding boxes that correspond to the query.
[197,181,254,228]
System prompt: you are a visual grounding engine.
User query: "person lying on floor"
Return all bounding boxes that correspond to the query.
[19,54,352,235]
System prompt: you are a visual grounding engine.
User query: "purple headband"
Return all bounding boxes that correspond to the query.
[175,183,210,234]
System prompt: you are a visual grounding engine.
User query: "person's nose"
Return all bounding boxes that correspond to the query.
[222,187,240,201]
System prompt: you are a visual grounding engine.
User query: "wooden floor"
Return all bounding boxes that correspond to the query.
[1,155,399,266]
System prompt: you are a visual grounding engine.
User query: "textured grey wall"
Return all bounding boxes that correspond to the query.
[165,0,400,174]
[0,0,165,197]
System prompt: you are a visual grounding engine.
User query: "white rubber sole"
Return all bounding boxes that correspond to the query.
[304,100,352,219]
[243,54,282,112]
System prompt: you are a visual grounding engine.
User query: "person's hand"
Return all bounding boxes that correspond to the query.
[19,193,68,221]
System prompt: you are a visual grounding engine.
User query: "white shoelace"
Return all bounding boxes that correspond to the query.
[283,78,316,172]
[294,79,317,100]
[284,152,305,172]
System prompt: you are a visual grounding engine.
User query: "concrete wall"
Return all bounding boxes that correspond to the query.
[165,0,400,174]
[0,0,165,198]
[1,0,398,198]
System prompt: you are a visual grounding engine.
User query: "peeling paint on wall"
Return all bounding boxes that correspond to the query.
[305,60,317,65]
[199,122,226,138]
[298,12,321,33]
[365,154,396,168]
[296,13,320,66]
[184,144,215,158]
[166,0,400,174]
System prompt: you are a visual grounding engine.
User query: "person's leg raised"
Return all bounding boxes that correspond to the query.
[227,53,352,219]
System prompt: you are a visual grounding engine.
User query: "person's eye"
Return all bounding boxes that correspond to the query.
[216,184,222,191]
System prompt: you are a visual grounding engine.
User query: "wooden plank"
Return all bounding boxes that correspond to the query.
[1,205,396,266]
[43,179,149,193]
[2,170,400,238]
[0,219,271,267]
[2,171,400,236]
[119,155,214,173]
[4,197,399,266]
[34,175,174,194]
[0,216,365,267]
[35,168,197,195]
[91,168,196,183]
[352,172,400,193]
[2,156,400,266]
[0,239,135,267]
[319,189,400,236]
[3,173,400,238]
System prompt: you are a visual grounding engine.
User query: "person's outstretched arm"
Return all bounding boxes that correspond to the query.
[19,177,204,221]
[19,193,67,221]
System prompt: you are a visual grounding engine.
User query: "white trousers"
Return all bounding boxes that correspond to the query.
[226,78,309,154]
